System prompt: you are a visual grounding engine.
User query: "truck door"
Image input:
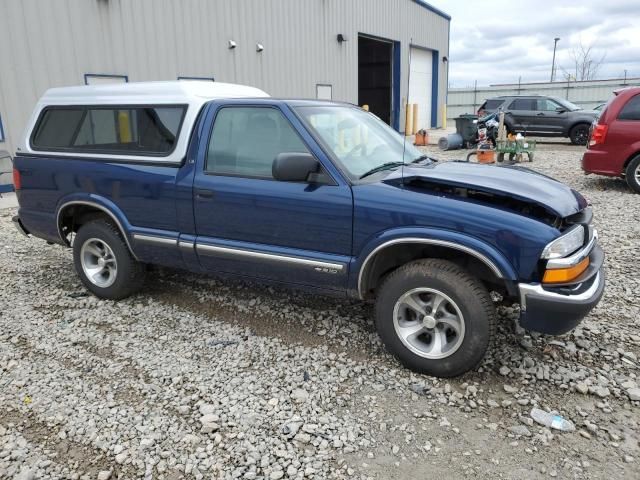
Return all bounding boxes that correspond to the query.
[192,102,353,291]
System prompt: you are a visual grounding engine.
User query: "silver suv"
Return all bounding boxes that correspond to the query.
[478,95,599,145]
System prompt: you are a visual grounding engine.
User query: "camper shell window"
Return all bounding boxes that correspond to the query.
[30,105,187,156]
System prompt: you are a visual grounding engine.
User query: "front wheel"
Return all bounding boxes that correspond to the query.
[375,259,495,377]
[626,155,640,193]
[73,220,145,300]
[569,124,590,145]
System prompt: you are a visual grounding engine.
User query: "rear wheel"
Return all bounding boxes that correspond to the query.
[569,124,590,145]
[73,220,145,299]
[374,259,495,377]
[625,155,640,193]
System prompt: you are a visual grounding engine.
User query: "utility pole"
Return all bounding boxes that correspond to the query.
[550,37,560,82]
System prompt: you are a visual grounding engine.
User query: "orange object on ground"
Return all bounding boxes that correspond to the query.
[414,130,428,146]
[476,149,495,163]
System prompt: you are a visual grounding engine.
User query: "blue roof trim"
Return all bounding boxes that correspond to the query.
[411,0,451,21]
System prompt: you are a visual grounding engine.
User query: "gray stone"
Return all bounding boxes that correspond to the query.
[291,389,309,404]
[575,383,589,394]
[627,388,640,401]
[509,425,531,437]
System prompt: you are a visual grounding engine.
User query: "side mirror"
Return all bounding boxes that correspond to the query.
[272,152,319,182]
[555,107,566,113]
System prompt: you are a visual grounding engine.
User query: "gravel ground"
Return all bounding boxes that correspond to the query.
[1,141,639,479]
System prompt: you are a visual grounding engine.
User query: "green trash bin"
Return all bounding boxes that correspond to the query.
[454,114,478,146]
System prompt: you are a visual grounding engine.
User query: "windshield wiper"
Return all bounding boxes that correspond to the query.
[359,161,405,179]
[410,154,435,164]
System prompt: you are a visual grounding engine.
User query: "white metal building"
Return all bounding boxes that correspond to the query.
[0,0,450,164]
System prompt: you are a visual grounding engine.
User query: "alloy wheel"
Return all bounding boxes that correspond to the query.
[392,287,465,359]
[80,238,118,288]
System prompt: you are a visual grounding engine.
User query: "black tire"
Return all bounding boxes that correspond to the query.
[374,259,495,377]
[625,155,640,193]
[73,220,145,300]
[569,124,590,145]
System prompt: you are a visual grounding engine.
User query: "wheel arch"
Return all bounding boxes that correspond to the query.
[623,150,640,171]
[56,197,138,260]
[356,235,518,300]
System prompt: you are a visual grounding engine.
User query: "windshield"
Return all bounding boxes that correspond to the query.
[553,97,581,111]
[295,105,427,180]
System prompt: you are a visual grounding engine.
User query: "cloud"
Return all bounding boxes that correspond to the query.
[427,0,640,86]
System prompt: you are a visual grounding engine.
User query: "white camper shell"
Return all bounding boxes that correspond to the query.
[19,81,269,164]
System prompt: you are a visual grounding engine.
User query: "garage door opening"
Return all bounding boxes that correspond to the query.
[358,35,393,126]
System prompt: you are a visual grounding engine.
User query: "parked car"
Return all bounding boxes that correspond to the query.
[12,81,605,377]
[477,95,599,145]
[582,87,640,193]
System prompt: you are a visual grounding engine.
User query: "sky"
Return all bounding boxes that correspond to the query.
[426,0,640,87]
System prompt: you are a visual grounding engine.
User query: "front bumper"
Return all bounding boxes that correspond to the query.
[518,242,605,335]
[12,215,30,237]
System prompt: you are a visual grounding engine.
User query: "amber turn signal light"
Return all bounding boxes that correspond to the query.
[543,257,590,284]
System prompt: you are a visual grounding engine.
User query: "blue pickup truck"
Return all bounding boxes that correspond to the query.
[12,81,605,377]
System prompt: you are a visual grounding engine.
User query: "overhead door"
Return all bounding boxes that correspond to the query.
[409,48,433,130]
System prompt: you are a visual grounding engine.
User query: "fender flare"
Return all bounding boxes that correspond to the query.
[55,194,138,259]
[354,229,518,299]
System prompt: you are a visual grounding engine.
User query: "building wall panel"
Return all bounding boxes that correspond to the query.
[0,0,449,154]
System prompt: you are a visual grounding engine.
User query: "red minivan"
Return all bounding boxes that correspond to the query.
[582,87,640,192]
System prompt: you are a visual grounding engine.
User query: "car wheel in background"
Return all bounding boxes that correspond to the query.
[374,259,495,377]
[569,124,590,145]
[625,155,640,193]
[73,220,145,299]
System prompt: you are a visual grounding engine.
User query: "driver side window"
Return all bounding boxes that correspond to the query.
[206,107,310,179]
[536,99,561,111]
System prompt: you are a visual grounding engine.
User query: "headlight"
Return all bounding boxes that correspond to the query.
[541,225,585,259]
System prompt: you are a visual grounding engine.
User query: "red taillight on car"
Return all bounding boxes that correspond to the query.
[12,167,21,190]
[589,124,608,147]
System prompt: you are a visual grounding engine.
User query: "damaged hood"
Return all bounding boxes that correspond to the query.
[386,161,587,218]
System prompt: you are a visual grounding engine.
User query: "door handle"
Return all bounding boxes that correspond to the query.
[195,188,214,199]
[536,113,545,116]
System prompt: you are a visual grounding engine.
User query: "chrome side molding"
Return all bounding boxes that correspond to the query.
[132,234,178,246]
[196,242,345,271]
